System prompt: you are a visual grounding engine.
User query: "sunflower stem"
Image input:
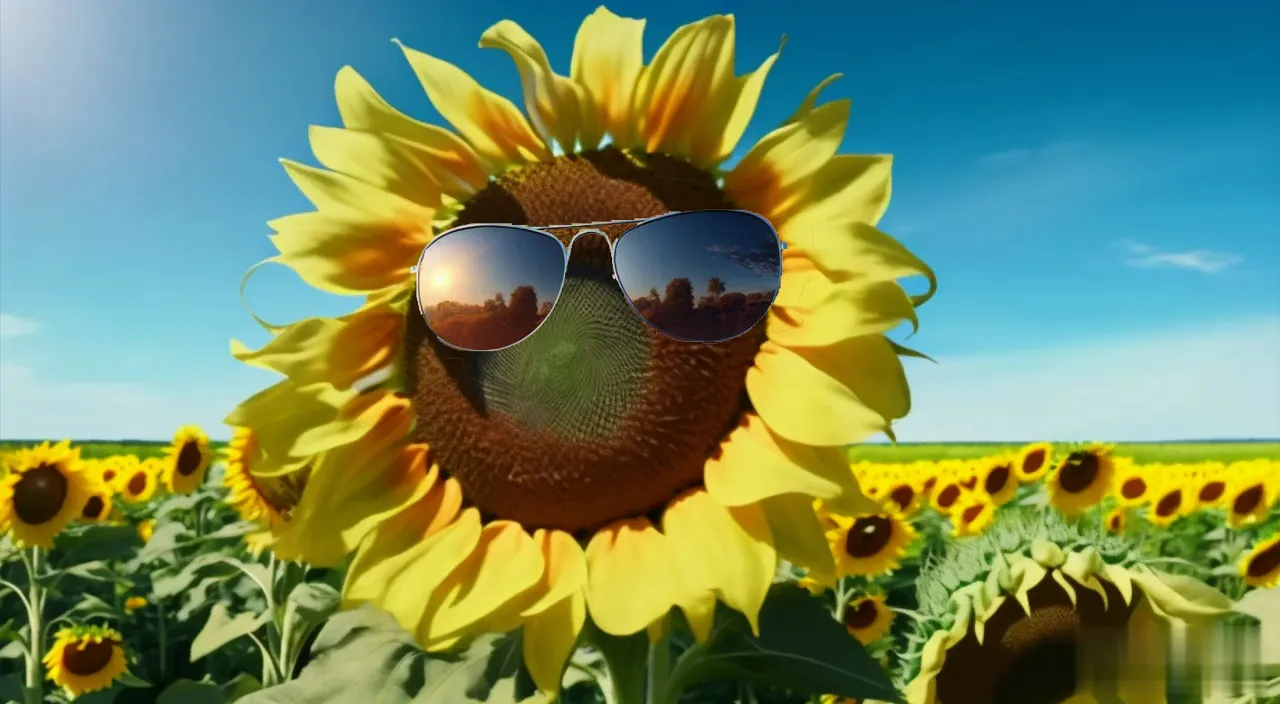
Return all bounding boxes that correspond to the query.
[645,630,671,704]
[263,553,284,684]
[156,599,168,682]
[21,547,45,704]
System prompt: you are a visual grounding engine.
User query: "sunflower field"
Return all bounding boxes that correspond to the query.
[1,435,1277,704]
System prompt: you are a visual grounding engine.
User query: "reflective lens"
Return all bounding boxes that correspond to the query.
[415,225,567,351]
[613,210,782,342]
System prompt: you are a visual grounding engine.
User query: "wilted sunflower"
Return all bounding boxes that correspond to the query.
[1045,444,1114,516]
[43,625,129,698]
[162,425,214,494]
[1110,459,1151,508]
[227,6,933,694]
[899,510,1235,704]
[1014,442,1052,482]
[1240,534,1280,589]
[842,593,894,645]
[116,457,158,504]
[950,494,995,538]
[825,510,917,578]
[0,440,93,547]
[976,454,1016,506]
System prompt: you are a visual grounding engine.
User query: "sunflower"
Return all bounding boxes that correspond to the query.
[1240,533,1280,589]
[1103,507,1127,534]
[1013,442,1053,482]
[124,596,148,614]
[78,486,114,525]
[97,456,125,488]
[136,518,155,543]
[0,440,93,548]
[162,425,214,494]
[929,472,968,516]
[1045,443,1114,516]
[43,624,129,698]
[222,426,290,527]
[881,475,922,515]
[1147,483,1187,528]
[1225,468,1273,528]
[976,455,1017,506]
[1110,460,1151,508]
[116,457,158,504]
[826,510,917,578]
[842,593,894,645]
[950,494,995,538]
[899,510,1235,704]
[227,7,933,694]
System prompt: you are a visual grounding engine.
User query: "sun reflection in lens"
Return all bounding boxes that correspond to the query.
[429,268,452,291]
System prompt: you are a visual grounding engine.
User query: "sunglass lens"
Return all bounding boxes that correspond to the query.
[614,211,782,343]
[415,225,566,351]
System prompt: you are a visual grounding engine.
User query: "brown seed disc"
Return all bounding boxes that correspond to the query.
[82,496,106,519]
[404,149,764,533]
[176,442,203,476]
[1233,485,1264,516]
[843,599,880,630]
[13,465,68,525]
[844,516,894,558]
[62,639,115,676]
[1247,540,1280,579]
[1057,451,1099,493]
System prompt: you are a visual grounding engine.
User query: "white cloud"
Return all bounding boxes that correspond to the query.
[0,313,39,338]
[0,361,255,441]
[890,316,1280,442]
[1115,239,1241,274]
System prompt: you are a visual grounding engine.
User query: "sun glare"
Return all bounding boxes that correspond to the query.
[430,269,451,291]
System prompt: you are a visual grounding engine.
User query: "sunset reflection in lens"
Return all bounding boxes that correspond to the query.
[415,225,566,351]
[613,211,781,343]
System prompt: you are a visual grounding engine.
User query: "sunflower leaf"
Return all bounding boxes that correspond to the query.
[191,603,269,662]
[667,585,901,703]
[52,524,141,564]
[157,679,225,704]
[42,559,134,589]
[61,593,120,622]
[130,521,192,566]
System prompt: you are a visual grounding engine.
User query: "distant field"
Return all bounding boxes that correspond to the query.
[3,439,1279,464]
[847,441,1280,463]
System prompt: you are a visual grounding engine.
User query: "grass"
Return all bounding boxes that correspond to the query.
[0,440,227,460]
[846,441,1280,463]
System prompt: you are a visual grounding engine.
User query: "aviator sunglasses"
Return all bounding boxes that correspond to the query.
[411,209,787,352]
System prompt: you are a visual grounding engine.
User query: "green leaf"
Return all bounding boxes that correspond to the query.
[154,553,263,600]
[199,522,257,541]
[132,521,191,565]
[191,603,269,662]
[53,524,141,563]
[238,605,538,704]
[0,672,21,702]
[154,492,211,520]
[44,559,134,587]
[61,594,120,622]
[157,679,225,704]
[588,624,647,704]
[285,582,341,627]
[75,686,122,703]
[117,671,153,688]
[0,624,28,659]
[221,673,264,702]
[666,585,901,703]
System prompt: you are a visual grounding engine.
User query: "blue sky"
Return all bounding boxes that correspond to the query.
[1,0,1277,441]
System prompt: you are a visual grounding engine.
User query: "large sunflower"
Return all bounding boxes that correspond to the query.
[162,425,214,494]
[899,510,1236,704]
[1045,443,1114,516]
[0,440,93,548]
[227,6,933,695]
[43,624,129,698]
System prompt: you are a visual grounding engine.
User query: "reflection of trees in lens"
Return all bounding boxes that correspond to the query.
[427,284,550,349]
[631,275,774,342]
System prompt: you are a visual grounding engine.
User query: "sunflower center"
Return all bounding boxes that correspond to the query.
[102,469,116,483]
[405,149,764,533]
[62,639,115,676]
[1248,541,1280,578]
[1107,513,1123,531]
[1056,452,1098,493]
[176,442,203,476]
[936,484,961,509]
[12,465,68,525]
[1119,478,1146,499]
[1233,485,1263,515]
[888,485,915,510]
[1198,480,1225,503]
[984,465,1011,495]
[845,516,894,558]
[1155,490,1182,517]
[127,472,147,496]
[843,600,880,630]
[960,476,978,490]
[82,496,105,519]
[1022,450,1046,475]
[961,503,986,524]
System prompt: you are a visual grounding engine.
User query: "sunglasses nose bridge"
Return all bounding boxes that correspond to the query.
[567,228,609,249]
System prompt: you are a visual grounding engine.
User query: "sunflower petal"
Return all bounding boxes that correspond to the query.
[722,100,850,217]
[760,494,837,578]
[291,389,411,461]
[571,7,644,147]
[779,221,936,308]
[480,20,587,153]
[308,126,447,210]
[268,211,429,295]
[705,413,880,513]
[230,302,402,389]
[342,508,483,636]
[747,340,898,446]
[395,40,549,170]
[1129,566,1235,620]
[783,73,843,126]
[333,66,489,196]
[523,590,586,695]
[585,518,677,636]
[770,275,918,347]
[663,490,775,635]
[521,530,588,618]
[775,155,893,230]
[224,381,353,476]
[632,15,735,158]
[687,36,786,167]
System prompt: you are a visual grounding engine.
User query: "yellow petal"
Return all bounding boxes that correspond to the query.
[223,380,353,475]
[333,66,490,197]
[722,100,850,217]
[342,508,483,636]
[778,221,935,308]
[521,529,588,618]
[1129,567,1235,621]
[632,15,735,158]
[522,590,586,696]
[678,591,718,645]
[585,518,676,636]
[662,490,776,635]
[280,159,434,222]
[308,126,446,210]
[747,340,899,446]
[570,7,644,147]
[291,389,412,461]
[395,40,549,170]
[480,20,587,152]
[686,37,786,168]
[769,276,918,348]
[782,73,843,126]
[705,413,880,514]
[268,210,429,295]
[420,520,545,646]
[774,155,893,230]
[760,494,837,578]
[229,302,402,389]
